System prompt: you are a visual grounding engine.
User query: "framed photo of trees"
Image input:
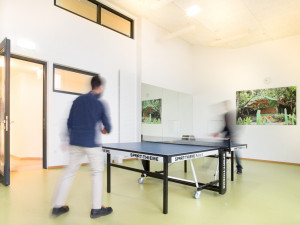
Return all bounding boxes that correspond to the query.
[236,86,296,125]
[142,99,162,124]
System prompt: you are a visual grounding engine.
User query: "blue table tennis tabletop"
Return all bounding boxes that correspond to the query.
[102,141,219,156]
[102,141,246,157]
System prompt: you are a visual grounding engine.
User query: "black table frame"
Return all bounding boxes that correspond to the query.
[105,147,227,214]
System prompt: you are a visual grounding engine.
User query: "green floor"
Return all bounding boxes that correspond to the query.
[0,158,300,225]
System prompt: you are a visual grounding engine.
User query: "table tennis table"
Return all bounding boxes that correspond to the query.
[102,139,246,214]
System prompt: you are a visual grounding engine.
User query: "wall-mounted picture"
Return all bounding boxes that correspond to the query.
[236,86,296,125]
[142,99,162,124]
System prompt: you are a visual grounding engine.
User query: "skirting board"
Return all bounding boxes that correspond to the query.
[242,158,300,166]
[11,155,42,160]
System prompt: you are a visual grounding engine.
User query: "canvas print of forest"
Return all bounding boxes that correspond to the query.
[236,86,296,125]
[142,99,162,124]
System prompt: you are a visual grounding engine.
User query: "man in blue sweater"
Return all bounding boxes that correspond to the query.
[52,75,112,219]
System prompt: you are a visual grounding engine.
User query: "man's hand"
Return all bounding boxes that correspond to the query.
[101,128,107,134]
[213,133,220,137]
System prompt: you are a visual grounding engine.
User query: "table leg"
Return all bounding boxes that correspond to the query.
[142,160,150,172]
[107,153,111,193]
[219,149,227,194]
[163,157,168,214]
[231,151,234,181]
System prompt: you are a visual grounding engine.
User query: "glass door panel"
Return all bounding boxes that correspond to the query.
[0,38,10,186]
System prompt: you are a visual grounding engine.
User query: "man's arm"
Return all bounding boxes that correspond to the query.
[100,103,111,134]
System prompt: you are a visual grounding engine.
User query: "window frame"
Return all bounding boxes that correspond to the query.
[98,3,134,39]
[54,0,99,24]
[54,0,134,39]
[53,64,98,96]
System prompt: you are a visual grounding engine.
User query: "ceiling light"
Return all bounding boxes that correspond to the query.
[185,5,201,16]
[17,38,36,50]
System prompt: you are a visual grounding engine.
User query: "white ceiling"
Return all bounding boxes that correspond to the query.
[105,0,300,48]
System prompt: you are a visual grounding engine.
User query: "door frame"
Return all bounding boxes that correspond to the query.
[0,38,11,185]
[11,54,48,169]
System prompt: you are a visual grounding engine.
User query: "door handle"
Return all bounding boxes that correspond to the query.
[0,117,9,130]
[5,116,8,131]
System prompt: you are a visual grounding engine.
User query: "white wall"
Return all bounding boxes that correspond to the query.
[1,0,138,167]
[139,18,195,141]
[139,17,300,164]
[192,35,300,164]
[140,18,194,94]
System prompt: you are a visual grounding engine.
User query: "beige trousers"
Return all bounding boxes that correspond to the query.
[52,146,104,209]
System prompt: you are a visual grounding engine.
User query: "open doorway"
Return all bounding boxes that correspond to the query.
[10,56,47,171]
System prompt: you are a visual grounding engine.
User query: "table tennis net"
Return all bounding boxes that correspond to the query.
[141,135,231,148]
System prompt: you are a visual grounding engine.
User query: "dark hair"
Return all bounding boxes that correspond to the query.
[91,75,102,89]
